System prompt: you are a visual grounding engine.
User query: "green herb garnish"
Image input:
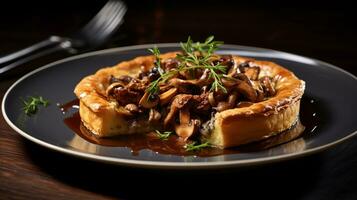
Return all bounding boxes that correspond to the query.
[146,36,226,97]
[22,96,49,115]
[185,141,212,151]
[155,130,173,140]
[148,46,164,75]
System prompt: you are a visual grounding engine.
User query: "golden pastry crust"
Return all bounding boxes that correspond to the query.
[74,53,178,136]
[74,52,305,148]
[209,57,305,147]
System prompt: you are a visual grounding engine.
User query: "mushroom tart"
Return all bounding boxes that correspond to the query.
[74,37,305,149]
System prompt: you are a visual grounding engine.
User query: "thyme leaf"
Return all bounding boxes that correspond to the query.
[185,141,212,151]
[148,46,164,75]
[22,96,49,115]
[155,130,173,140]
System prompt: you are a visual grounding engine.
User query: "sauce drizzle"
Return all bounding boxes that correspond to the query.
[62,97,318,157]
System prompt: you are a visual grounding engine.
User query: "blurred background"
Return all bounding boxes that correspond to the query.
[0,0,356,77]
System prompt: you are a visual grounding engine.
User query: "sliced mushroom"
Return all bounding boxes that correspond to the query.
[233,73,252,86]
[227,64,238,77]
[164,105,178,127]
[244,66,260,80]
[126,78,147,91]
[159,88,177,105]
[108,75,133,85]
[159,84,173,92]
[117,75,133,84]
[208,92,217,106]
[197,69,211,85]
[124,104,140,114]
[216,92,238,112]
[111,87,142,105]
[235,80,258,102]
[260,76,276,97]
[105,82,124,97]
[174,107,198,140]
[192,92,211,113]
[169,69,212,89]
[218,55,235,68]
[221,77,238,87]
[162,58,180,71]
[163,94,192,127]
[168,78,200,94]
[148,108,161,123]
[115,106,133,116]
[139,92,159,108]
[238,61,250,73]
[251,81,265,102]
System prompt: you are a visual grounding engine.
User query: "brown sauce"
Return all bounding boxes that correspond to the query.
[61,97,318,157]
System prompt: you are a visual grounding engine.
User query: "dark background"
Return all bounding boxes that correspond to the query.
[0,1,356,199]
[0,0,356,75]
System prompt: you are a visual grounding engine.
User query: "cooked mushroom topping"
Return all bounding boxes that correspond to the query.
[218,55,235,68]
[208,92,217,106]
[216,92,238,112]
[124,104,140,114]
[164,94,192,127]
[139,92,159,108]
[238,61,250,73]
[159,88,177,105]
[245,66,260,80]
[115,106,133,116]
[109,75,120,84]
[105,36,278,143]
[106,82,124,97]
[109,75,133,85]
[175,107,199,140]
[168,78,201,94]
[260,76,276,97]
[117,75,133,84]
[221,77,238,87]
[234,80,257,102]
[162,58,180,71]
[148,108,161,123]
[233,73,252,86]
[107,84,142,106]
[192,92,211,113]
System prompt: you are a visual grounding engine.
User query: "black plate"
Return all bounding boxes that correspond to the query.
[2,44,357,169]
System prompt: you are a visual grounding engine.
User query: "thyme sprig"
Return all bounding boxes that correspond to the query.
[185,141,212,151]
[148,46,164,75]
[22,96,49,115]
[155,130,173,140]
[146,36,226,96]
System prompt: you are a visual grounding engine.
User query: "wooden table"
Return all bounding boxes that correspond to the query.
[1,1,356,199]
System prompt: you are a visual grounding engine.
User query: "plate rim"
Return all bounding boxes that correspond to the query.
[2,43,357,169]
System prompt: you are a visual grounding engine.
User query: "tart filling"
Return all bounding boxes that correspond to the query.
[74,37,305,149]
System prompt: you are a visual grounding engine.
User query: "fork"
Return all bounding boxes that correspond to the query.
[0,0,127,75]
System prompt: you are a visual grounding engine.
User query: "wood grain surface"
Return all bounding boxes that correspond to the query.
[1,1,356,199]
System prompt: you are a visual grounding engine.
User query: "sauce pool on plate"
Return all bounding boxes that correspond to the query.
[60,97,318,157]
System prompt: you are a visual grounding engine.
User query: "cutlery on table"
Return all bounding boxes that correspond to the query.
[0,0,127,76]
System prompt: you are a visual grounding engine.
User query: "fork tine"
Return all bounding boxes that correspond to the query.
[93,4,126,39]
[81,0,125,34]
[80,0,119,34]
